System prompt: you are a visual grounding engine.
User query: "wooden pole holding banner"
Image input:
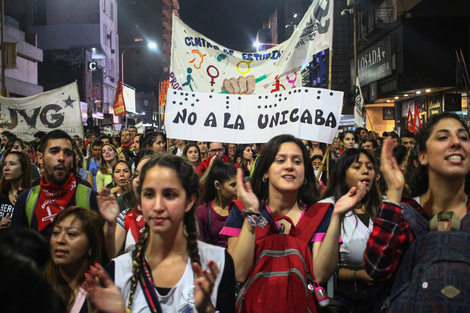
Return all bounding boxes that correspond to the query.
[316,48,334,182]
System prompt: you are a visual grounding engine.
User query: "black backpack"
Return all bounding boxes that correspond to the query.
[382,203,470,313]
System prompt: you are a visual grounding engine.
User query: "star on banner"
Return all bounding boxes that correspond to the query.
[63,95,76,108]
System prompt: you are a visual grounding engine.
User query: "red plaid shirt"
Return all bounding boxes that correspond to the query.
[363,197,424,280]
[364,196,470,280]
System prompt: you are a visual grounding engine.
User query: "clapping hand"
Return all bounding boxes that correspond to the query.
[85,264,126,313]
[334,181,367,217]
[193,261,219,313]
[236,168,260,213]
[380,137,405,203]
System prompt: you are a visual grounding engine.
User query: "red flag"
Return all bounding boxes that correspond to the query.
[412,105,422,134]
[113,78,127,116]
[406,107,413,131]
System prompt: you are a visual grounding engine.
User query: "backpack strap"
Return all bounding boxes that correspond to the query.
[206,202,213,243]
[232,199,330,243]
[25,185,41,228]
[75,184,92,209]
[295,202,330,244]
[26,184,91,229]
[460,208,470,230]
[401,203,429,238]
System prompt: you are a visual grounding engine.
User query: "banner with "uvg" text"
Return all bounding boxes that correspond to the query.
[165,87,343,144]
[0,81,84,141]
[170,0,333,94]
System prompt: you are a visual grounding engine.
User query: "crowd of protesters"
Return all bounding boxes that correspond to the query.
[1,111,469,313]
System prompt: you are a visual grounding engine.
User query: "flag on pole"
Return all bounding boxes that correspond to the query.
[113,78,127,116]
[354,77,364,127]
[412,105,422,134]
[406,107,413,131]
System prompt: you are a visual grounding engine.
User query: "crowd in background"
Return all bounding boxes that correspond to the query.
[1,111,468,313]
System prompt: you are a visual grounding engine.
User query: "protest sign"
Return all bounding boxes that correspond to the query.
[170,0,333,94]
[165,87,343,144]
[0,81,84,141]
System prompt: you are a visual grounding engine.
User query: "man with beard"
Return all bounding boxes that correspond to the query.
[11,130,99,241]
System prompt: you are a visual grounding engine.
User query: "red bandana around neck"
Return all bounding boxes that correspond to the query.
[36,174,77,232]
[121,142,133,150]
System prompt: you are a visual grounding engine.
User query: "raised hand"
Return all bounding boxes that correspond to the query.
[247,159,254,172]
[192,261,219,313]
[0,214,11,229]
[236,168,260,213]
[380,136,405,202]
[97,188,120,224]
[221,75,256,94]
[334,182,367,217]
[85,265,126,313]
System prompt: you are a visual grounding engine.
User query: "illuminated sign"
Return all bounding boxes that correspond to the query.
[88,61,98,72]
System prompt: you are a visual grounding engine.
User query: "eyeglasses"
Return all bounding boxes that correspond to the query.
[209,148,224,153]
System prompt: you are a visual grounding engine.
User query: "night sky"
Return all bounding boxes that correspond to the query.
[178,0,279,52]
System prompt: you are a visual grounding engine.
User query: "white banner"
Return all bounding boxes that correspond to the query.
[165,87,343,144]
[354,77,364,127]
[170,0,333,94]
[0,81,84,141]
[123,85,136,113]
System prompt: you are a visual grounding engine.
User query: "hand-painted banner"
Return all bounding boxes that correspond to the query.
[170,0,333,94]
[165,87,343,144]
[0,81,84,141]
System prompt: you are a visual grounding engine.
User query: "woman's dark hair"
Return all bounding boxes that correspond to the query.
[5,138,26,152]
[119,149,135,163]
[310,154,323,163]
[128,155,201,311]
[133,148,157,167]
[409,112,470,196]
[73,144,84,169]
[0,151,32,198]
[183,142,201,165]
[202,159,237,203]
[403,148,420,196]
[44,206,108,308]
[392,145,408,165]
[250,134,319,208]
[234,144,252,175]
[120,154,155,210]
[339,131,357,144]
[113,135,121,147]
[112,160,131,174]
[322,148,382,219]
[143,131,166,150]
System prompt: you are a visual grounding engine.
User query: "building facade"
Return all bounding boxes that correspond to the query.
[0,15,43,97]
[26,0,119,130]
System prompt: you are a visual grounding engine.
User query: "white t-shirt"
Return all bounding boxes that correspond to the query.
[112,241,227,313]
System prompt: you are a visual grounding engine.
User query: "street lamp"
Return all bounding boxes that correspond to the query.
[252,41,278,52]
[121,42,158,85]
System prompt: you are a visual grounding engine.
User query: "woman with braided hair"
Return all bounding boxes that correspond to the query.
[86,154,236,313]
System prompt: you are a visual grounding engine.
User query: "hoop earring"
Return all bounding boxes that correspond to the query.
[262,177,268,183]
[303,179,307,185]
